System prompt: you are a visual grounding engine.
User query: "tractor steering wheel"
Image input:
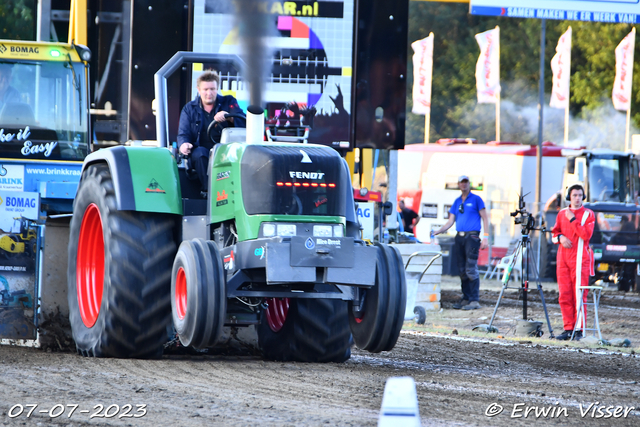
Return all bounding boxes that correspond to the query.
[207,112,247,144]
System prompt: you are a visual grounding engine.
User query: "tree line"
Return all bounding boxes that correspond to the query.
[406,2,640,149]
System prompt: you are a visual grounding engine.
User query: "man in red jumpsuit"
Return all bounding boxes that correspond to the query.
[551,183,595,341]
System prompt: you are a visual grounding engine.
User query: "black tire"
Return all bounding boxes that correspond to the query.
[348,243,407,353]
[413,306,427,325]
[171,239,226,349]
[258,297,352,363]
[68,163,177,358]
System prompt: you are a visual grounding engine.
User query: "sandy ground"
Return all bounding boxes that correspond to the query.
[438,275,640,344]
[1,275,639,427]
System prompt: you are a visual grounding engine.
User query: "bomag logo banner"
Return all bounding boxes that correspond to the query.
[10,46,39,54]
[1,44,40,58]
[205,1,344,18]
[0,42,74,61]
[0,191,40,231]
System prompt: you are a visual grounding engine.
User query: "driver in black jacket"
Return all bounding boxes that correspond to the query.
[177,70,245,194]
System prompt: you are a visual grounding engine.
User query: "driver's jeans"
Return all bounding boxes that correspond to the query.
[191,145,210,192]
[454,233,481,302]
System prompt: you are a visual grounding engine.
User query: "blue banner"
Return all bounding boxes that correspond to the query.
[471,1,640,23]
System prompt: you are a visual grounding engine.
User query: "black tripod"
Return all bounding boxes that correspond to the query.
[487,204,556,338]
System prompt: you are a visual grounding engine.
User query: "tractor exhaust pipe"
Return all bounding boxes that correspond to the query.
[246,105,265,143]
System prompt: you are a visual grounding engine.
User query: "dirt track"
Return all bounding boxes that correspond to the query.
[1,324,639,426]
[2,276,639,426]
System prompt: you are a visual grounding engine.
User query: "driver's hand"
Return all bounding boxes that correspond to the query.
[179,143,193,155]
[214,111,228,122]
[559,235,572,249]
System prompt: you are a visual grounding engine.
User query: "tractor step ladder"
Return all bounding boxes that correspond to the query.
[571,285,603,341]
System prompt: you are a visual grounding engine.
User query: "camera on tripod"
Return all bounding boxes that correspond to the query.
[486,191,555,338]
[510,192,536,232]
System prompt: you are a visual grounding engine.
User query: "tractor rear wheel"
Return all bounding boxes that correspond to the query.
[68,164,177,358]
[258,297,352,362]
[348,243,407,353]
[171,239,226,349]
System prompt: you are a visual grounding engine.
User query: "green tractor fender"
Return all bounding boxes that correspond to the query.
[80,146,182,215]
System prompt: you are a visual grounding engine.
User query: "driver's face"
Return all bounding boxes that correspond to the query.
[197,80,218,106]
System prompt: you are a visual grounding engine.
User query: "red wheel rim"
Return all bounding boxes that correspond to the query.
[175,267,187,320]
[266,298,289,332]
[76,203,105,328]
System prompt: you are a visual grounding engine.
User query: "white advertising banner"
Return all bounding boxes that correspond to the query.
[411,33,434,115]
[550,27,572,110]
[0,191,40,233]
[475,27,500,104]
[356,202,375,241]
[0,164,25,191]
[612,29,636,112]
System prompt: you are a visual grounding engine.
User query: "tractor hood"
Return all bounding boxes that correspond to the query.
[240,144,348,217]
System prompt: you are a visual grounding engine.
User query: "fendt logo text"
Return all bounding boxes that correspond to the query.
[288,171,325,180]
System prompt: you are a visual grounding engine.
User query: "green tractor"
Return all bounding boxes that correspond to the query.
[66,53,406,361]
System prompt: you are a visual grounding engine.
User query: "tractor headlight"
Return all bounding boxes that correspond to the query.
[277,224,296,237]
[333,225,343,237]
[263,223,276,237]
[313,225,332,237]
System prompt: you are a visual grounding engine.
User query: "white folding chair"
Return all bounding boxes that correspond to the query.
[486,251,521,281]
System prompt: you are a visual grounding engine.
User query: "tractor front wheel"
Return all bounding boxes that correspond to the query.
[68,164,177,358]
[348,243,406,353]
[171,239,226,349]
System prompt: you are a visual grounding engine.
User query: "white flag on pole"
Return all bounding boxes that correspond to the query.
[475,27,500,104]
[612,29,636,111]
[411,33,434,115]
[550,27,572,109]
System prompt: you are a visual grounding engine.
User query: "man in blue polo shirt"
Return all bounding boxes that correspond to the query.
[432,175,489,310]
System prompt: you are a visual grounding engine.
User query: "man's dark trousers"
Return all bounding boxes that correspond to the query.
[454,233,481,302]
[190,145,210,192]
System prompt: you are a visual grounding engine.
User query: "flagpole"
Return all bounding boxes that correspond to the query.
[564,105,569,146]
[625,107,631,152]
[564,26,571,146]
[496,26,500,142]
[496,95,500,142]
[424,115,430,144]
